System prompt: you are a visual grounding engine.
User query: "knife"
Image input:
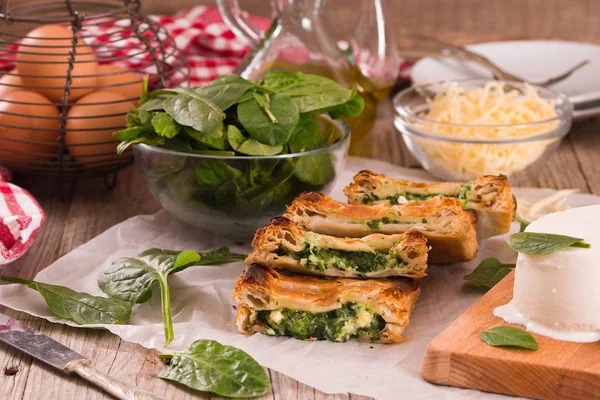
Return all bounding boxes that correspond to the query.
[0,313,165,400]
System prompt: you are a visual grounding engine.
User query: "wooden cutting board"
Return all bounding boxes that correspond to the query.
[421,271,600,399]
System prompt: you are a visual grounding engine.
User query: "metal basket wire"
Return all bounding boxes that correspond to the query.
[0,0,190,188]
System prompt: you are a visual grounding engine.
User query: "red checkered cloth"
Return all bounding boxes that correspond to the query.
[0,179,45,266]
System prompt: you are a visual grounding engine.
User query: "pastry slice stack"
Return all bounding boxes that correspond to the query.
[233,172,514,344]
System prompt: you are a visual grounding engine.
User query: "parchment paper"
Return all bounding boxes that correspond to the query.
[1,157,599,399]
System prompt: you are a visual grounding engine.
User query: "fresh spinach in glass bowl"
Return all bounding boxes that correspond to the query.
[116,71,360,239]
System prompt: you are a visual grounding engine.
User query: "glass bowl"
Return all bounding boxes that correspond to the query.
[133,116,350,240]
[393,80,573,182]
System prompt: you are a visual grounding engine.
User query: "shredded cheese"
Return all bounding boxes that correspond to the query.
[415,82,560,180]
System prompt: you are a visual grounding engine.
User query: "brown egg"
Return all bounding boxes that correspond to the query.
[16,24,98,102]
[96,65,143,102]
[65,90,132,166]
[0,69,25,98]
[0,90,60,168]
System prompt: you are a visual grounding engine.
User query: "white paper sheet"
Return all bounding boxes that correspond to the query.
[1,157,599,400]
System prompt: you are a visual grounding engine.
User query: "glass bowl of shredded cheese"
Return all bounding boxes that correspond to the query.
[393,80,573,182]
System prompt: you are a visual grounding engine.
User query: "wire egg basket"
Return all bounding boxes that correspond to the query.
[0,0,189,188]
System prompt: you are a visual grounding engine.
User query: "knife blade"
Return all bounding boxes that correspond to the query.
[0,313,165,400]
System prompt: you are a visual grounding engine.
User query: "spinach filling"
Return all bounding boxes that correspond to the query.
[286,245,403,274]
[255,302,385,342]
[362,184,472,207]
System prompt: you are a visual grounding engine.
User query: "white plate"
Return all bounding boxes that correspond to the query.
[411,40,600,118]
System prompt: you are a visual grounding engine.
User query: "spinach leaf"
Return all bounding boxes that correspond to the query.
[251,92,278,123]
[463,257,515,291]
[98,248,245,345]
[0,276,132,325]
[226,125,283,156]
[260,71,358,114]
[317,88,365,119]
[164,94,225,138]
[480,326,538,350]
[287,114,323,153]
[195,160,242,187]
[184,127,229,150]
[507,232,591,254]
[248,159,279,186]
[237,93,299,146]
[139,96,169,111]
[113,126,147,141]
[295,152,335,185]
[191,75,256,110]
[158,339,270,398]
[237,161,294,210]
[139,109,153,126]
[164,136,234,156]
[152,112,181,139]
[116,134,165,154]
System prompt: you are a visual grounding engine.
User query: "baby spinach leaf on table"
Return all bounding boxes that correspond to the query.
[184,127,230,150]
[0,276,132,325]
[507,232,591,254]
[163,94,225,138]
[259,70,358,114]
[237,93,299,146]
[195,159,242,187]
[152,112,181,138]
[287,114,323,153]
[295,152,335,186]
[463,257,516,291]
[226,125,283,156]
[98,248,246,345]
[480,326,538,350]
[158,339,270,398]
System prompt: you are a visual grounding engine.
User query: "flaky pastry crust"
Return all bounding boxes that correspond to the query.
[344,170,515,238]
[233,264,421,344]
[247,216,429,278]
[285,192,477,263]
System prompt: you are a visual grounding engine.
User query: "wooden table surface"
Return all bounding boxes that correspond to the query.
[1,94,599,400]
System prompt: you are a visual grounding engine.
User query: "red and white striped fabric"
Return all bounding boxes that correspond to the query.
[0,179,45,266]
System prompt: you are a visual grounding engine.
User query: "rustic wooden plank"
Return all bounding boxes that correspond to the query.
[421,272,600,399]
[568,118,600,195]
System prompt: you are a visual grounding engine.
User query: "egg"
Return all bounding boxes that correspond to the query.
[16,24,98,102]
[0,90,60,168]
[96,65,143,101]
[0,69,25,98]
[65,90,132,166]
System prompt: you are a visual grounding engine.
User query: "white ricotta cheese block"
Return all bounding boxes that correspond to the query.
[494,205,600,342]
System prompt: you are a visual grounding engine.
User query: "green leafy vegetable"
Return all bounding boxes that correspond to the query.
[98,248,245,345]
[0,276,132,325]
[463,257,516,291]
[113,71,364,214]
[163,94,225,138]
[259,71,359,114]
[515,215,530,232]
[195,160,242,187]
[227,125,283,156]
[152,112,181,138]
[158,339,270,398]
[507,232,591,254]
[237,93,299,146]
[480,326,539,350]
[295,153,335,185]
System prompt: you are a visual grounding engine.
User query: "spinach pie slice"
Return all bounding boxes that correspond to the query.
[233,264,420,344]
[344,171,516,238]
[247,216,428,278]
[285,192,477,264]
